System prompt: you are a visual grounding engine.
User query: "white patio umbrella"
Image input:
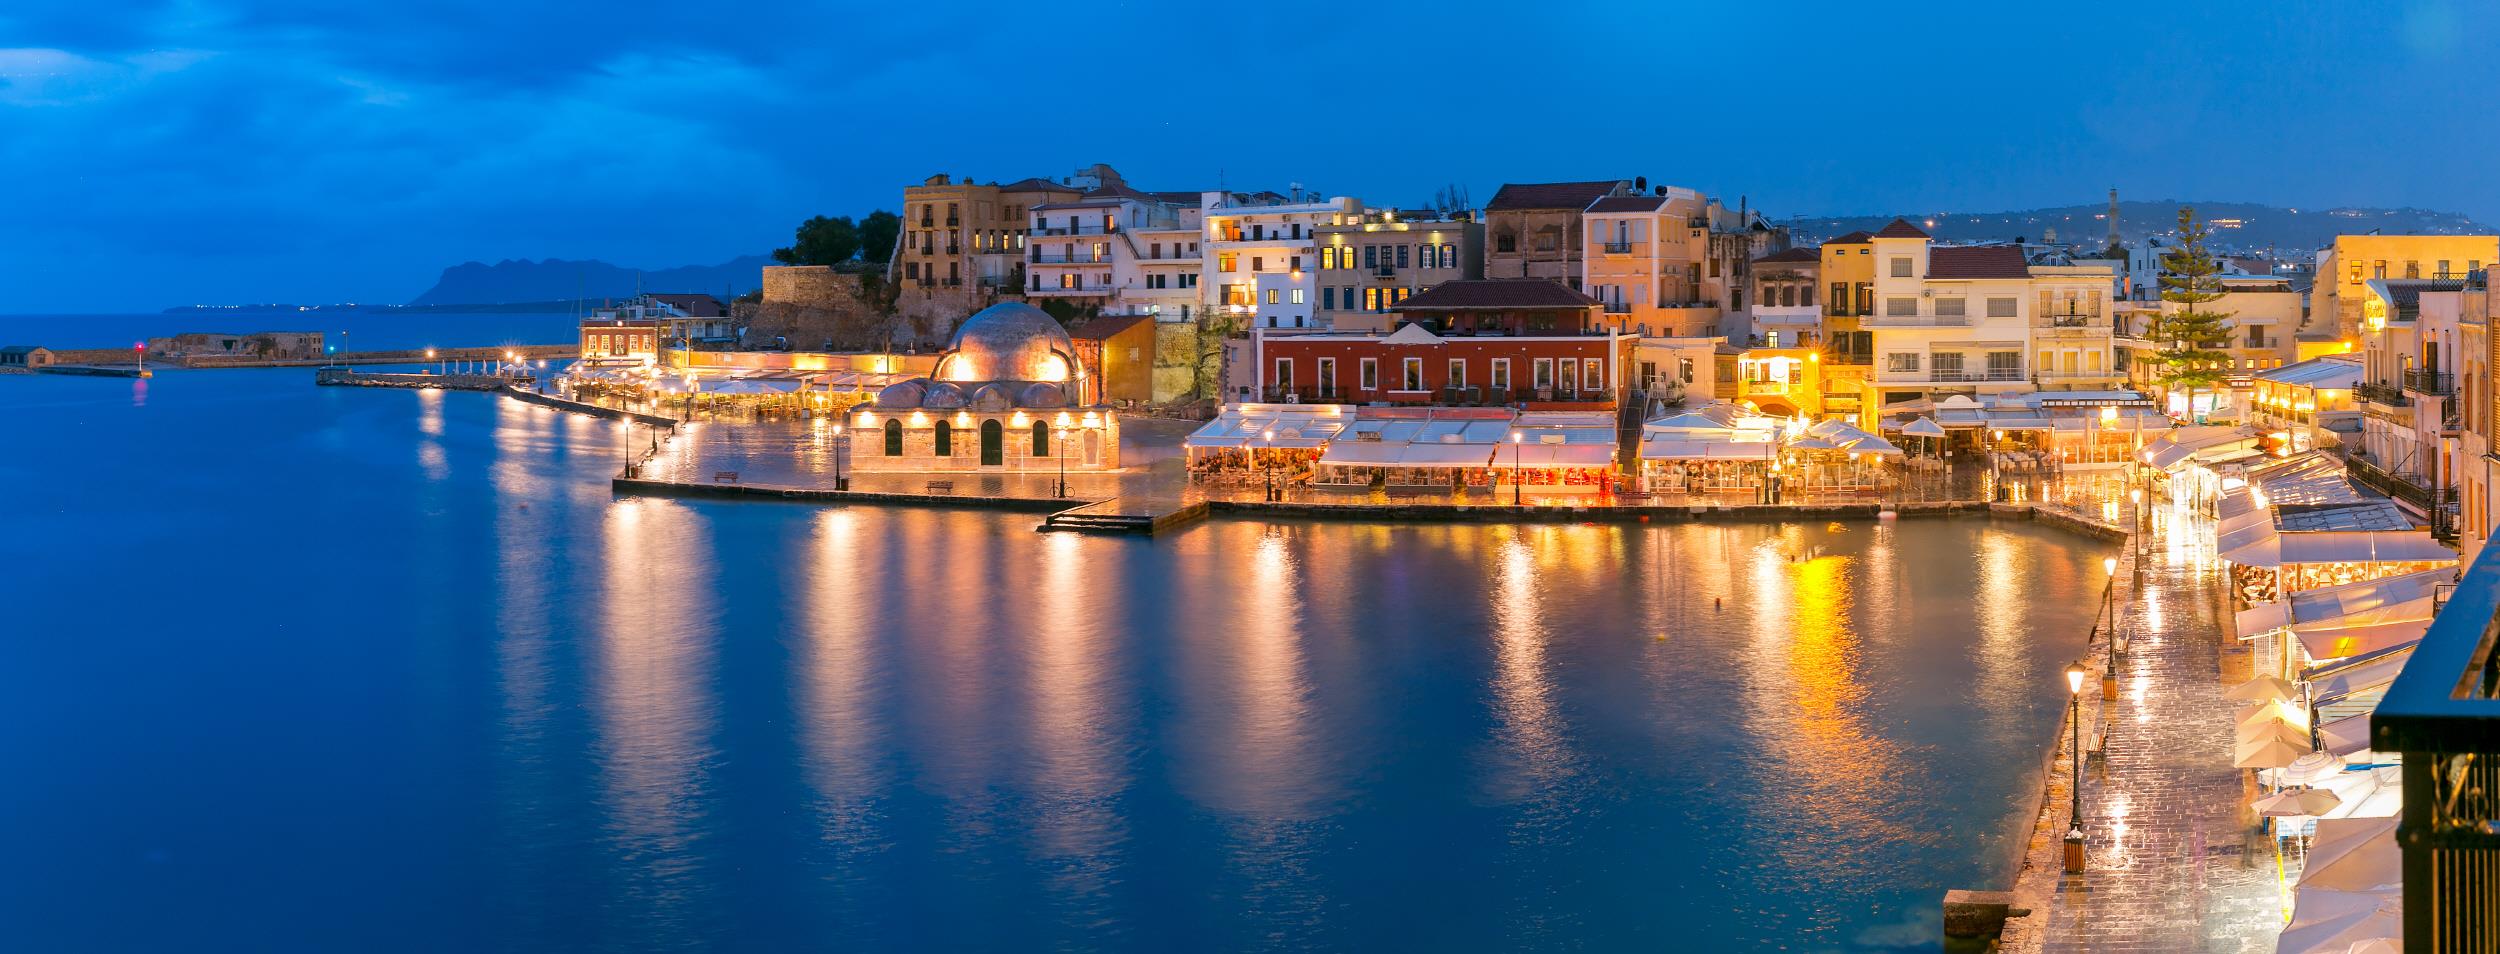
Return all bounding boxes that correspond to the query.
[2283,751,2345,787]
[2300,816,2400,892]
[2237,720,2312,768]
[2252,787,2342,817]
[2225,675,2297,704]
[2237,701,2305,736]
[2345,939,2400,954]
[2275,887,2400,954]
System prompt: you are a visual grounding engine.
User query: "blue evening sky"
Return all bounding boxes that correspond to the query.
[3,0,2490,313]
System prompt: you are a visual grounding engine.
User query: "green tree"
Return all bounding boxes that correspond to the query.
[859,210,902,265]
[2152,207,2235,421]
[773,215,861,267]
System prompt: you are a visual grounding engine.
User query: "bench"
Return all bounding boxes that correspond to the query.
[925,480,954,494]
[712,470,739,484]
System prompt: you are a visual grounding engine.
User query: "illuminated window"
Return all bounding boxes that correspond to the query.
[883,419,904,456]
[1274,358,1293,387]
[1360,358,1378,390]
[1402,357,1423,390]
[1291,289,1305,305]
[1218,252,1238,272]
[1448,359,1466,389]
[1266,289,1278,305]
[1584,360,1604,391]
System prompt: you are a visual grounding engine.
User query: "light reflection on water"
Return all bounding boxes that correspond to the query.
[2,371,2111,952]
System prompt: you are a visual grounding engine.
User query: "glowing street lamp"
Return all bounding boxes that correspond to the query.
[1262,428,1278,502]
[2102,555,2121,700]
[2064,660,2090,873]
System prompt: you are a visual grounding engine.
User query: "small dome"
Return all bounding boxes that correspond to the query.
[1017,382,1067,408]
[933,302,1077,384]
[875,378,928,409]
[968,383,1016,411]
[921,381,967,408]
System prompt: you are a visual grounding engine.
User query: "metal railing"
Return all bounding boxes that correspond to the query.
[1031,252,1110,264]
[1603,301,1632,314]
[2360,381,2416,407]
[1028,225,1114,236]
[1928,367,2028,383]
[2370,544,2500,952]
[2407,369,2458,396]
[1602,241,1634,254]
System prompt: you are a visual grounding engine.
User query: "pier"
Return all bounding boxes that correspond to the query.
[315,368,525,391]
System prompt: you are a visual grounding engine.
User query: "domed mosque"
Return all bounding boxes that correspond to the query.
[847,302,1121,473]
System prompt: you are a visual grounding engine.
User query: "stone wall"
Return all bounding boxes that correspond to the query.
[847,411,1121,473]
[745,266,887,351]
[1151,321,1210,404]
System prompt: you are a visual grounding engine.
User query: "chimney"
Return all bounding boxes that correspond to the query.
[2106,187,2121,248]
[1635,176,1648,192]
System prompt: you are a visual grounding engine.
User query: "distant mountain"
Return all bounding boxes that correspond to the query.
[407,255,772,307]
[1781,201,2494,254]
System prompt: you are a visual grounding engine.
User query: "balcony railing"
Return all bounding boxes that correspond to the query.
[1863,312,1974,327]
[2406,369,2458,396]
[1261,386,1351,404]
[1602,241,1634,254]
[2046,315,2100,328]
[2035,368,2120,381]
[1928,367,2028,383]
[2373,544,2497,952]
[1028,225,1114,236]
[1031,252,1109,264]
[2359,381,2416,407]
[1603,301,1632,315]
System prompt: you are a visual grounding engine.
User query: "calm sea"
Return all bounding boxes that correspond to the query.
[0,322,2105,952]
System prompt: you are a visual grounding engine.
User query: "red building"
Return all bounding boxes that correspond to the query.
[1243,280,1629,410]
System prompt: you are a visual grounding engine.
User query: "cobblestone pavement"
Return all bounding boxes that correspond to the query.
[2042,497,2288,953]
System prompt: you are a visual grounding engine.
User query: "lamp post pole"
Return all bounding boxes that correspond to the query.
[2102,556,2120,700]
[1058,428,1070,499]
[1511,430,1524,507]
[1263,428,1277,502]
[831,422,846,491]
[2065,661,2089,872]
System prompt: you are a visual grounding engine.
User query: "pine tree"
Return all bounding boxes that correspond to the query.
[2153,208,2236,421]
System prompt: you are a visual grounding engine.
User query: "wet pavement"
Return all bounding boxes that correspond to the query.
[2040,498,2287,953]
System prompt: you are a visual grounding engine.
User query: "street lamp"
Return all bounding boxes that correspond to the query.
[2102,555,2121,700]
[1511,429,1524,506]
[2064,660,2090,873]
[2130,485,2147,588]
[830,422,847,491]
[1262,428,1277,502]
[425,348,437,375]
[1057,424,1071,499]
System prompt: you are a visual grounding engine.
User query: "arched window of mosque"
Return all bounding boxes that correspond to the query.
[934,420,952,456]
[883,419,903,456]
[1032,421,1051,457]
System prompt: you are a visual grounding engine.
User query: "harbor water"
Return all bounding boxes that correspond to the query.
[0,362,2107,951]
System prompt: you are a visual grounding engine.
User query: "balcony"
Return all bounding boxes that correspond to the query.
[1601,241,1634,254]
[1932,367,2028,383]
[1261,386,1353,404]
[1603,301,1632,315]
[2406,368,2457,396]
[1370,265,1398,280]
[1026,284,1115,297]
[1031,252,1109,265]
[2042,314,2103,329]
[1861,312,1973,328]
[2375,544,2500,950]
[1028,225,1114,236]
[2034,368,2122,383]
[2359,381,2415,407]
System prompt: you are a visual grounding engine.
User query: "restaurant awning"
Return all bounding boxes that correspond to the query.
[2306,647,2416,704]
[2296,620,2430,663]
[1315,441,1401,465]
[1639,438,1775,461]
[2222,530,2455,568]
[1398,443,1498,467]
[1507,443,1617,468]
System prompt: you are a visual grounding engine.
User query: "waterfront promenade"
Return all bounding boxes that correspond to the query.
[2033,500,2283,952]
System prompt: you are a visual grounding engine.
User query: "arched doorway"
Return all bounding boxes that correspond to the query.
[979,419,1003,466]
